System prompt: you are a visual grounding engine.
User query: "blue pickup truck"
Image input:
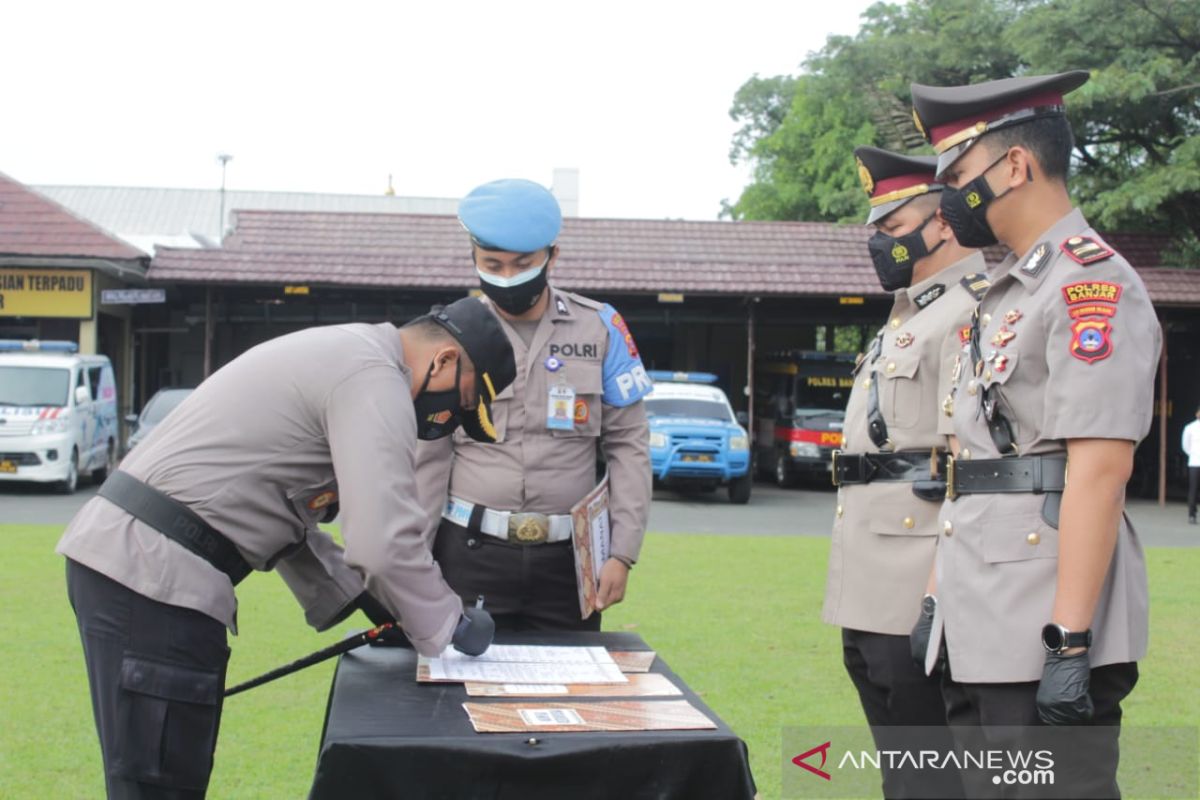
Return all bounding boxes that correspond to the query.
[645,371,752,504]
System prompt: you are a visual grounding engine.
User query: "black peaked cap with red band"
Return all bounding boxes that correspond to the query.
[853,146,941,225]
[910,70,1090,177]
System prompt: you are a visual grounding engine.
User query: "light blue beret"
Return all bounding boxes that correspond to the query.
[458,178,563,253]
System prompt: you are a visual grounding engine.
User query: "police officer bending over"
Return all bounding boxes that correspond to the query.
[911,71,1160,797]
[57,297,516,799]
[417,178,653,631]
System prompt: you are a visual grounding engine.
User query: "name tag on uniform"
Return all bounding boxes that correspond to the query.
[547,383,576,431]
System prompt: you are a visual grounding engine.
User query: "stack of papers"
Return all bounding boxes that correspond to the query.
[419,645,628,685]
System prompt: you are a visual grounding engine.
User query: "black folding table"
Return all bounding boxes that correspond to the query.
[309,631,757,799]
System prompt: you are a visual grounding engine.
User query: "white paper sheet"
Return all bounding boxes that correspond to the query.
[422,645,628,684]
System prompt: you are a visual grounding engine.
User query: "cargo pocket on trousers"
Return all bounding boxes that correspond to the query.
[112,655,223,790]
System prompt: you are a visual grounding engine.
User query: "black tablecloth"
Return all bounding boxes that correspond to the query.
[309,631,756,800]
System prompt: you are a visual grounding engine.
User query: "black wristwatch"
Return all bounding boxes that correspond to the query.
[1041,623,1092,654]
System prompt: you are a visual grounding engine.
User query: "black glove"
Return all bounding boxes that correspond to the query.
[1036,651,1094,725]
[356,592,395,627]
[451,604,495,656]
[910,595,936,671]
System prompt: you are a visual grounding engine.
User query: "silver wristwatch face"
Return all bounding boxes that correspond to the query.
[1042,623,1067,652]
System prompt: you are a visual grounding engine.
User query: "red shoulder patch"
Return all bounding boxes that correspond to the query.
[1060,236,1114,266]
[610,312,639,358]
[1069,318,1113,363]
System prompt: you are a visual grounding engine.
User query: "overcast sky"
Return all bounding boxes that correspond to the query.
[0,1,875,221]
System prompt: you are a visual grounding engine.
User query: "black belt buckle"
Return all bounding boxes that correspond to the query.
[831,450,842,487]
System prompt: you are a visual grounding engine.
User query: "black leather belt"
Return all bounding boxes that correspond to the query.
[98,471,252,585]
[832,450,947,486]
[947,455,1067,500]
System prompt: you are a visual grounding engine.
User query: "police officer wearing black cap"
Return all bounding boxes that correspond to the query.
[824,146,983,799]
[911,71,1160,797]
[57,297,515,798]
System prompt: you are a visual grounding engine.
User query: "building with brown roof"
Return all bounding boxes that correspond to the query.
[0,171,150,425]
[139,208,1200,497]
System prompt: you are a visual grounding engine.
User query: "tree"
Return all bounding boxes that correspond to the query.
[728,0,1021,222]
[1009,0,1200,258]
[728,0,1200,258]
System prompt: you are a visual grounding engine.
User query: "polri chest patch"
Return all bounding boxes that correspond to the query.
[548,342,601,359]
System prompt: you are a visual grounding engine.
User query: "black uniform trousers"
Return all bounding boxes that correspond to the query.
[842,628,964,799]
[433,519,601,632]
[66,559,229,799]
[942,660,1138,799]
[1188,466,1199,520]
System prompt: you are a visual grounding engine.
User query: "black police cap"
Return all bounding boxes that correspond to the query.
[910,70,1090,176]
[426,297,517,443]
[853,146,941,224]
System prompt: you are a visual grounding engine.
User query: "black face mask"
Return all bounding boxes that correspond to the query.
[866,212,944,292]
[476,253,550,315]
[939,152,1023,248]
[413,358,463,441]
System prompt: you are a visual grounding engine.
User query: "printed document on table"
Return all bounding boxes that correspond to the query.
[422,645,628,685]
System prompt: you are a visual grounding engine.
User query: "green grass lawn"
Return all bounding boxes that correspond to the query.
[1,524,1196,799]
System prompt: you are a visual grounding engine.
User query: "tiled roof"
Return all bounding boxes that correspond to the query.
[150,210,1200,304]
[0,172,147,261]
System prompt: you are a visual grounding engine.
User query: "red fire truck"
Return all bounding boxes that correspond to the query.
[753,350,855,486]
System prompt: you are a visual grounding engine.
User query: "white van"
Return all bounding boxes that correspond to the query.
[0,340,119,493]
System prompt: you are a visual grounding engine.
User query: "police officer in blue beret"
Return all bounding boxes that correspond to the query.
[415,179,653,631]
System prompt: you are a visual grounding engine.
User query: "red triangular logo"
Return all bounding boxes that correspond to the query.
[792,741,832,781]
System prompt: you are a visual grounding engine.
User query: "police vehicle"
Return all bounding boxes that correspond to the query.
[645,371,752,504]
[0,340,119,493]
[753,350,852,487]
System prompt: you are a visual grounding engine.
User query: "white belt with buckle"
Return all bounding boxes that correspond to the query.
[443,497,573,544]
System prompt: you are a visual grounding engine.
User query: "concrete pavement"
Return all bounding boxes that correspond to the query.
[3,479,1196,547]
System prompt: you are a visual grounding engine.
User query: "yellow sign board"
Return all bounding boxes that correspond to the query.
[0,268,93,319]
[838,296,865,305]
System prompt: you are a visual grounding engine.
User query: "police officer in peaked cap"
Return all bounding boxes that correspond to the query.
[414,178,652,632]
[823,145,985,798]
[58,296,516,798]
[911,71,1160,797]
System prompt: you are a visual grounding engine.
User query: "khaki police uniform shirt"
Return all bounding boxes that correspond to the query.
[823,252,986,635]
[416,288,652,561]
[56,323,464,656]
[936,208,1159,682]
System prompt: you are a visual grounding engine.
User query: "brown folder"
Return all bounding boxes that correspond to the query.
[462,699,716,733]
